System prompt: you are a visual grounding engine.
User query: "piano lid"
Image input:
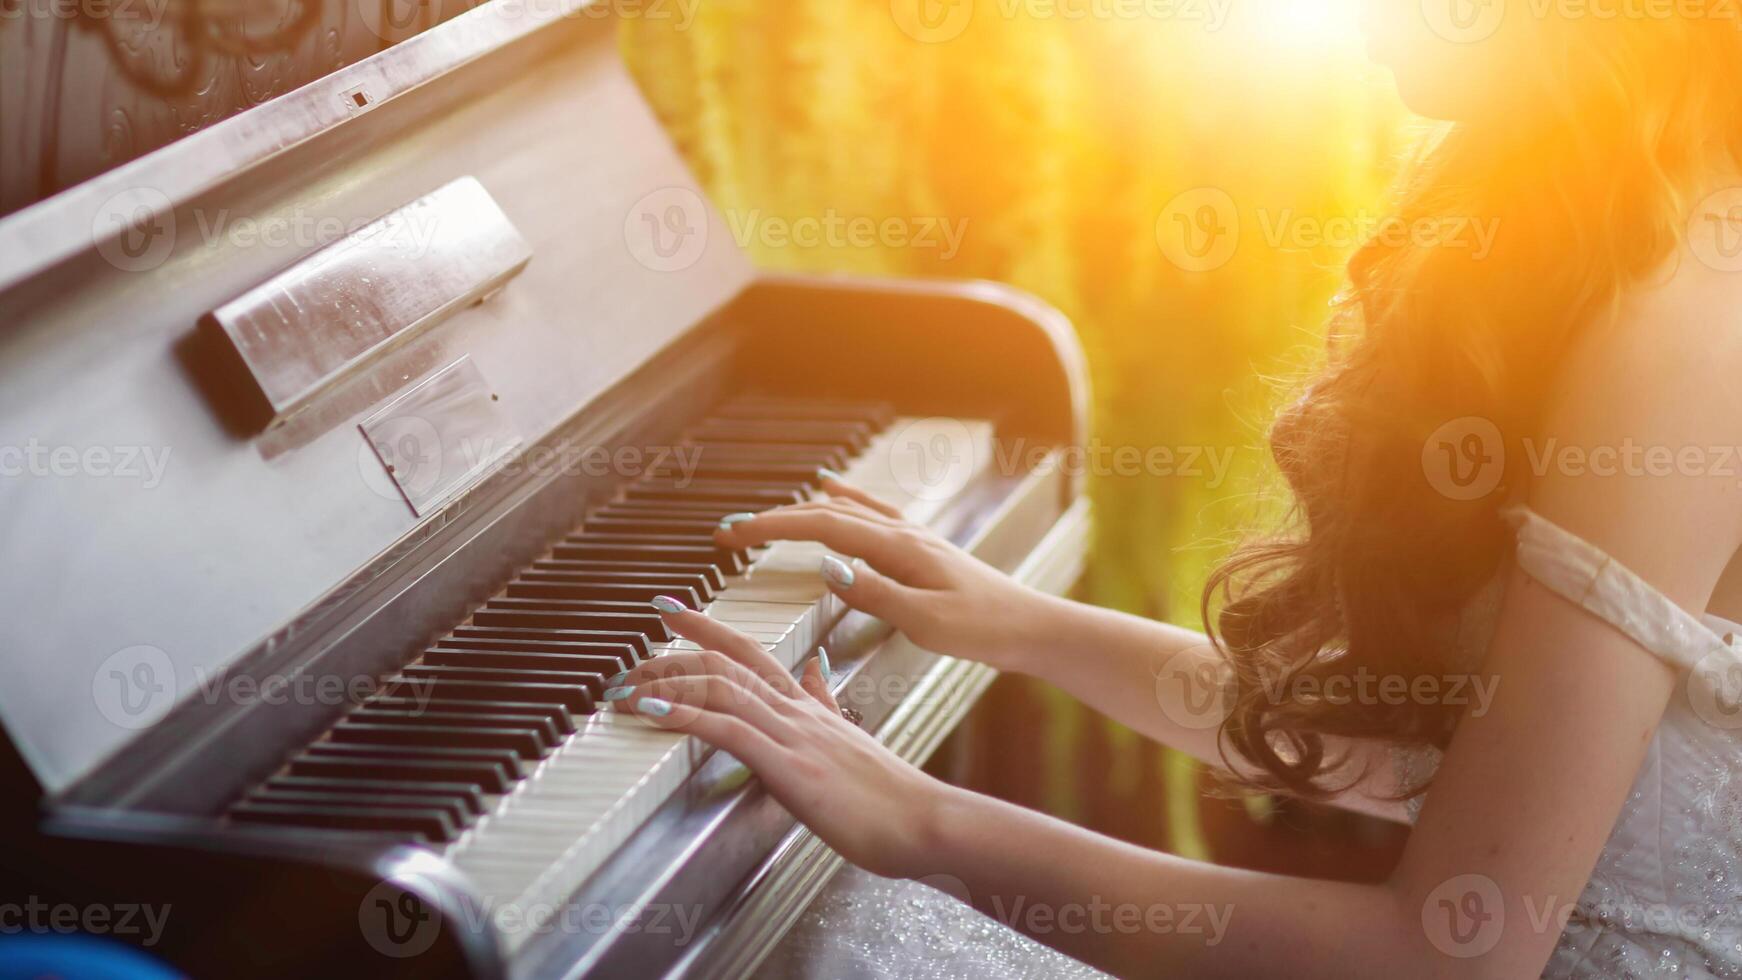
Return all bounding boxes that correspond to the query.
[0,0,755,796]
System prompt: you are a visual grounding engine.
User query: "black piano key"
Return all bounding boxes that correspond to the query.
[482,597,659,615]
[403,663,605,700]
[425,646,626,677]
[348,708,560,751]
[381,676,596,717]
[230,801,458,842]
[713,396,895,427]
[363,695,577,735]
[305,743,523,790]
[452,623,653,660]
[529,559,727,592]
[472,602,672,641]
[560,530,749,549]
[680,441,850,470]
[287,755,514,795]
[263,775,488,817]
[248,789,477,828]
[647,460,822,485]
[576,516,726,536]
[441,633,638,668]
[686,419,872,450]
[331,721,546,761]
[549,540,746,575]
[595,501,782,520]
[620,483,805,507]
[503,580,702,608]
[515,568,717,603]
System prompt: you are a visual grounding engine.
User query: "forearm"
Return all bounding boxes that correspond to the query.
[906,785,1421,979]
[1005,592,1210,745]
[1005,592,1410,822]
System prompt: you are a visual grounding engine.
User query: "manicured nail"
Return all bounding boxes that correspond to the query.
[820,554,855,590]
[607,671,629,688]
[651,595,686,614]
[638,697,673,717]
[604,686,634,702]
[817,647,833,681]
[816,467,843,484]
[718,512,756,530]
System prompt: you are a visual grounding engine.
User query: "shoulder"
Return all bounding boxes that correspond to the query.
[1563,249,1742,406]
[1525,253,1742,603]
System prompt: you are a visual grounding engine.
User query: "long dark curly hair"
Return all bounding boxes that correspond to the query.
[1203,14,1742,800]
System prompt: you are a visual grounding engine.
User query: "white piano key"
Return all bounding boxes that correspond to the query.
[446,416,996,951]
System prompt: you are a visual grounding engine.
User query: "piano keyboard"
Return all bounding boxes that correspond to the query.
[225,397,992,944]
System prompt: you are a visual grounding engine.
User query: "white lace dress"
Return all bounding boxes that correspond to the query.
[763,506,1742,979]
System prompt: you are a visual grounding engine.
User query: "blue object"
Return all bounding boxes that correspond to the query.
[0,934,182,980]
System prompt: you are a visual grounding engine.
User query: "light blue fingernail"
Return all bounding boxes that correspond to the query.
[638,697,674,717]
[816,467,843,483]
[651,594,686,614]
[607,671,629,688]
[718,512,756,529]
[817,647,833,682]
[820,554,855,590]
[604,686,634,702]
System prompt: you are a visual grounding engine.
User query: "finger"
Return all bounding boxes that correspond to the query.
[616,674,802,742]
[757,497,904,527]
[715,509,939,585]
[624,698,793,772]
[819,554,941,627]
[615,648,802,705]
[798,651,840,711]
[651,598,805,693]
[816,473,903,519]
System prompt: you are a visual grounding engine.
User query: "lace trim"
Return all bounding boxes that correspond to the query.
[1502,505,1736,674]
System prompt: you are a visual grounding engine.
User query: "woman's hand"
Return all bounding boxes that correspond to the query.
[608,602,949,879]
[712,474,1065,673]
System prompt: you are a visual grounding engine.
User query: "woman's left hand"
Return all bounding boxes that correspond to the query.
[607,600,950,879]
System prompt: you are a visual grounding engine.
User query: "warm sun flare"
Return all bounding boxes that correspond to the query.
[1250,0,1365,50]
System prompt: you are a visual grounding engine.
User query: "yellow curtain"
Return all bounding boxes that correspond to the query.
[621,0,1405,861]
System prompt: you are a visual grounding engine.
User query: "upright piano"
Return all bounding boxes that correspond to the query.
[0,2,1091,976]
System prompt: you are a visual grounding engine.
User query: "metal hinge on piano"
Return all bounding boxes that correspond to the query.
[0,3,1090,978]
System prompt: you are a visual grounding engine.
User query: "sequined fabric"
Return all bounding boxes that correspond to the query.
[760,867,1109,979]
[1499,508,1740,977]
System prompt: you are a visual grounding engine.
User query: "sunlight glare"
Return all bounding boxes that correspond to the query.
[1250,0,1365,52]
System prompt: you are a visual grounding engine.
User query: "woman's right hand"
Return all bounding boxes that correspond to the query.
[712,473,1065,673]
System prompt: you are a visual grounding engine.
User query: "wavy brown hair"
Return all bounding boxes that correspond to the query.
[1203,15,1742,800]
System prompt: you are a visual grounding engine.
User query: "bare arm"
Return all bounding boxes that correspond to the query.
[719,479,1415,820]
[607,290,1742,976]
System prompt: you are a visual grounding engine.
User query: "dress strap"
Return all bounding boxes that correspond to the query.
[1502,505,1734,673]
